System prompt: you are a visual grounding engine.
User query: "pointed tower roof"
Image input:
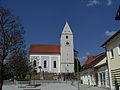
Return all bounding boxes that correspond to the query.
[62,21,73,35]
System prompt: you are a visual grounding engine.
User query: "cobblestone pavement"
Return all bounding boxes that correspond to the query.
[3,82,110,90]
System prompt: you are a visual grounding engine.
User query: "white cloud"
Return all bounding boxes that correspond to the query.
[80,52,91,65]
[80,52,91,61]
[107,0,112,6]
[105,30,116,36]
[87,0,101,6]
[81,56,88,60]
[86,52,90,56]
[86,0,113,6]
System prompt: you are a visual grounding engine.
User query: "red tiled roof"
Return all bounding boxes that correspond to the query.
[81,53,106,71]
[84,56,96,65]
[29,44,60,54]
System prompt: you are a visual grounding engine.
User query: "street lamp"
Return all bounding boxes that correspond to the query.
[33,69,37,85]
[76,57,80,90]
[77,59,79,90]
[38,66,42,79]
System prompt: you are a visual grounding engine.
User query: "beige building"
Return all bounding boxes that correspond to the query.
[81,56,96,86]
[94,54,109,88]
[102,30,120,90]
[80,53,109,88]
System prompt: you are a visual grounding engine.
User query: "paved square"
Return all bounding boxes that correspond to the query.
[3,83,109,90]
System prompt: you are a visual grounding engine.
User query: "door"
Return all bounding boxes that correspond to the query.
[99,72,106,87]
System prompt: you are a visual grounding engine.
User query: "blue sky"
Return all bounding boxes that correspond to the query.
[1,0,120,65]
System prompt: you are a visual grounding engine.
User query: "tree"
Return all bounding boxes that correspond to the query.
[8,50,31,79]
[0,7,25,90]
[74,58,81,72]
[74,50,81,73]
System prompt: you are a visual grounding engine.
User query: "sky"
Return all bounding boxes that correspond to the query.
[1,0,120,65]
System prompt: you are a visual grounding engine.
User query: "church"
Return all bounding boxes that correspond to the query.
[29,22,75,74]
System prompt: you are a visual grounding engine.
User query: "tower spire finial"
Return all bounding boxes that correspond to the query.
[65,18,69,24]
[65,17,68,22]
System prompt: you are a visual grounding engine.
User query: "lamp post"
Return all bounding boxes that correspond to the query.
[77,57,80,90]
[43,71,44,80]
[33,69,37,85]
[38,66,42,79]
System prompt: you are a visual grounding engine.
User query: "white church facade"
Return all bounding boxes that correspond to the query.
[29,22,74,74]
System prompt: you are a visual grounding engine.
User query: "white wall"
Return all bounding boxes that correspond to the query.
[30,54,60,73]
[105,34,120,89]
[81,69,96,86]
[60,22,74,73]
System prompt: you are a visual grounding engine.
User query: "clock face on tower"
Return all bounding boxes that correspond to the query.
[65,41,70,46]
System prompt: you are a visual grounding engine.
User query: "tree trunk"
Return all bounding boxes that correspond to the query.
[0,62,4,90]
[0,76,3,90]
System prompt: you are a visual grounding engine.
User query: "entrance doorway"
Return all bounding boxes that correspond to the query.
[99,72,106,87]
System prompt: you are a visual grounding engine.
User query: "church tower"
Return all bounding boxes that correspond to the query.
[60,21,74,73]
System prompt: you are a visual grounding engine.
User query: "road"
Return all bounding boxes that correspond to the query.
[3,82,109,90]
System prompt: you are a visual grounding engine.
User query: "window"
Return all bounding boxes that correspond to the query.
[44,60,47,68]
[66,36,68,39]
[33,60,36,67]
[53,61,56,68]
[110,49,114,59]
[118,44,120,55]
[67,70,69,72]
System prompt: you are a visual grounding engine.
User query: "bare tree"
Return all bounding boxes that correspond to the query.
[0,7,25,90]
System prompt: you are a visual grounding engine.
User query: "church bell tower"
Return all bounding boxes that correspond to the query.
[60,21,74,73]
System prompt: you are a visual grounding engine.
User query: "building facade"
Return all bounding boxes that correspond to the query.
[81,56,96,86]
[60,22,74,73]
[80,53,109,88]
[102,30,120,90]
[94,56,109,88]
[29,45,61,73]
[29,22,74,74]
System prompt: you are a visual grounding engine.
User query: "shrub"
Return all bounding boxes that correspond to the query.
[15,78,30,81]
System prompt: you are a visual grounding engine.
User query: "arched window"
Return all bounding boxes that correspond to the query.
[33,60,36,67]
[53,61,56,68]
[44,60,47,68]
